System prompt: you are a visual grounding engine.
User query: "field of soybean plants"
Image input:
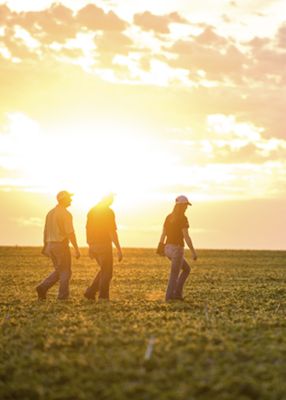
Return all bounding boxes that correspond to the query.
[0,247,286,400]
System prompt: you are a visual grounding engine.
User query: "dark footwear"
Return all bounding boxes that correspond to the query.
[166,296,184,302]
[84,290,96,300]
[36,286,46,300]
[173,296,185,301]
[98,298,110,303]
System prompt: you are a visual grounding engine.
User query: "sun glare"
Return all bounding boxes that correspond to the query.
[5,113,174,209]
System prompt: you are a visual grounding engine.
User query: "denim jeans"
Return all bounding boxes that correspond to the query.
[165,244,191,301]
[85,244,113,300]
[37,241,72,299]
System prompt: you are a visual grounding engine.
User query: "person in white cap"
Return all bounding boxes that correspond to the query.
[36,191,80,300]
[157,195,197,301]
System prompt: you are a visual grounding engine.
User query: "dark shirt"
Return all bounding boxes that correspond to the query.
[86,206,117,246]
[164,213,189,247]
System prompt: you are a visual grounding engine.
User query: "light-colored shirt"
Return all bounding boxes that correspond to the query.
[44,205,74,243]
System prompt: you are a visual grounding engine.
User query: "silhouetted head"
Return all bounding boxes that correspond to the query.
[99,193,115,208]
[172,195,192,216]
[57,190,73,207]
[176,195,191,211]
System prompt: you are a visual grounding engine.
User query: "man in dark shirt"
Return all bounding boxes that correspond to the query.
[84,194,123,300]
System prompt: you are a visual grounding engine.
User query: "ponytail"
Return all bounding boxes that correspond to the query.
[170,204,185,223]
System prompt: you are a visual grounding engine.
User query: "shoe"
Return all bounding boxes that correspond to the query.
[173,296,185,301]
[98,298,110,303]
[84,290,96,300]
[166,296,184,302]
[36,286,46,300]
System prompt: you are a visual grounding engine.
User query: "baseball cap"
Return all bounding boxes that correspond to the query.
[175,195,192,206]
[56,191,74,201]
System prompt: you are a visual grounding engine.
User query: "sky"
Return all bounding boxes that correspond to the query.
[0,0,285,249]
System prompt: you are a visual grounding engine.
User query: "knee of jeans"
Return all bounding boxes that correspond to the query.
[183,263,191,274]
[61,270,71,281]
[107,269,113,281]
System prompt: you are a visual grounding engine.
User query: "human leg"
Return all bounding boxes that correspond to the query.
[174,258,191,299]
[57,244,72,300]
[58,268,72,300]
[165,245,184,301]
[98,249,113,300]
[84,270,101,300]
[36,246,59,299]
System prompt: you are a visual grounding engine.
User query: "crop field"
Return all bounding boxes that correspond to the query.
[0,247,286,400]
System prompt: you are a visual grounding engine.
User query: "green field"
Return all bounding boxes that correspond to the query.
[0,247,286,400]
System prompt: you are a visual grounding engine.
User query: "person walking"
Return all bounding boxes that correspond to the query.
[157,195,197,301]
[84,194,123,301]
[36,191,80,300]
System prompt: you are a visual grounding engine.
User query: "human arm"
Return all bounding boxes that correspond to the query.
[110,230,123,262]
[85,211,96,258]
[63,211,80,258]
[41,216,49,256]
[159,227,167,244]
[182,228,197,260]
[68,232,81,259]
[156,227,166,256]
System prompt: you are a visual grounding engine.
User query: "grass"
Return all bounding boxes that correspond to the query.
[0,247,286,400]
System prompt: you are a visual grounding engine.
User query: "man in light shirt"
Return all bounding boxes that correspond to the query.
[36,191,80,300]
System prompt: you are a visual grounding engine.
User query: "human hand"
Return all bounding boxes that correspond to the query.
[192,251,197,261]
[156,242,165,256]
[117,249,123,262]
[41,245,50,258]
[88,246,95,259]
[74,249,81,259]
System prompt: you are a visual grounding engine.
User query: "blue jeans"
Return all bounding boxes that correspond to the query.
[85,244,113,300]
[37,241,72,299]
[165,244,191,301]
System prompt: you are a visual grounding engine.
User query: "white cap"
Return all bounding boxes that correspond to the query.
[175,195,192,206]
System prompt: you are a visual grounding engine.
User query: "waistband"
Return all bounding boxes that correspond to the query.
[47,240,69,245]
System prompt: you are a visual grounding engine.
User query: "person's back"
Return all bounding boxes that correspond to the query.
[45,205,73,243]
[86,205,116,248]
[164,213,189,247]
[84,194,123,301]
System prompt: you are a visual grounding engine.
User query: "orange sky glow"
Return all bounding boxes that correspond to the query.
[0,0,285,249]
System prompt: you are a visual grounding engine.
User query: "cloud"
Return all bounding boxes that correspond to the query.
[77,4,127,32]
[173,114,286,165]
[165,28,247,84]
[195,26,228,46]
[15,217,42,227]
[1,3,286,144]
[1,3,129,59]
[0,4,11,24]
[1,3,285,93]
[277,22,286,48]
[133,11,186,34]
[13,5,78,44]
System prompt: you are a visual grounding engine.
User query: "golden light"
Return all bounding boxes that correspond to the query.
[3,113,175,210]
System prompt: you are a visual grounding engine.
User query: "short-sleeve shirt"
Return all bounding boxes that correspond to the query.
[164,213,189,247]
[86,206,117,246]
[44,205,74,243]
